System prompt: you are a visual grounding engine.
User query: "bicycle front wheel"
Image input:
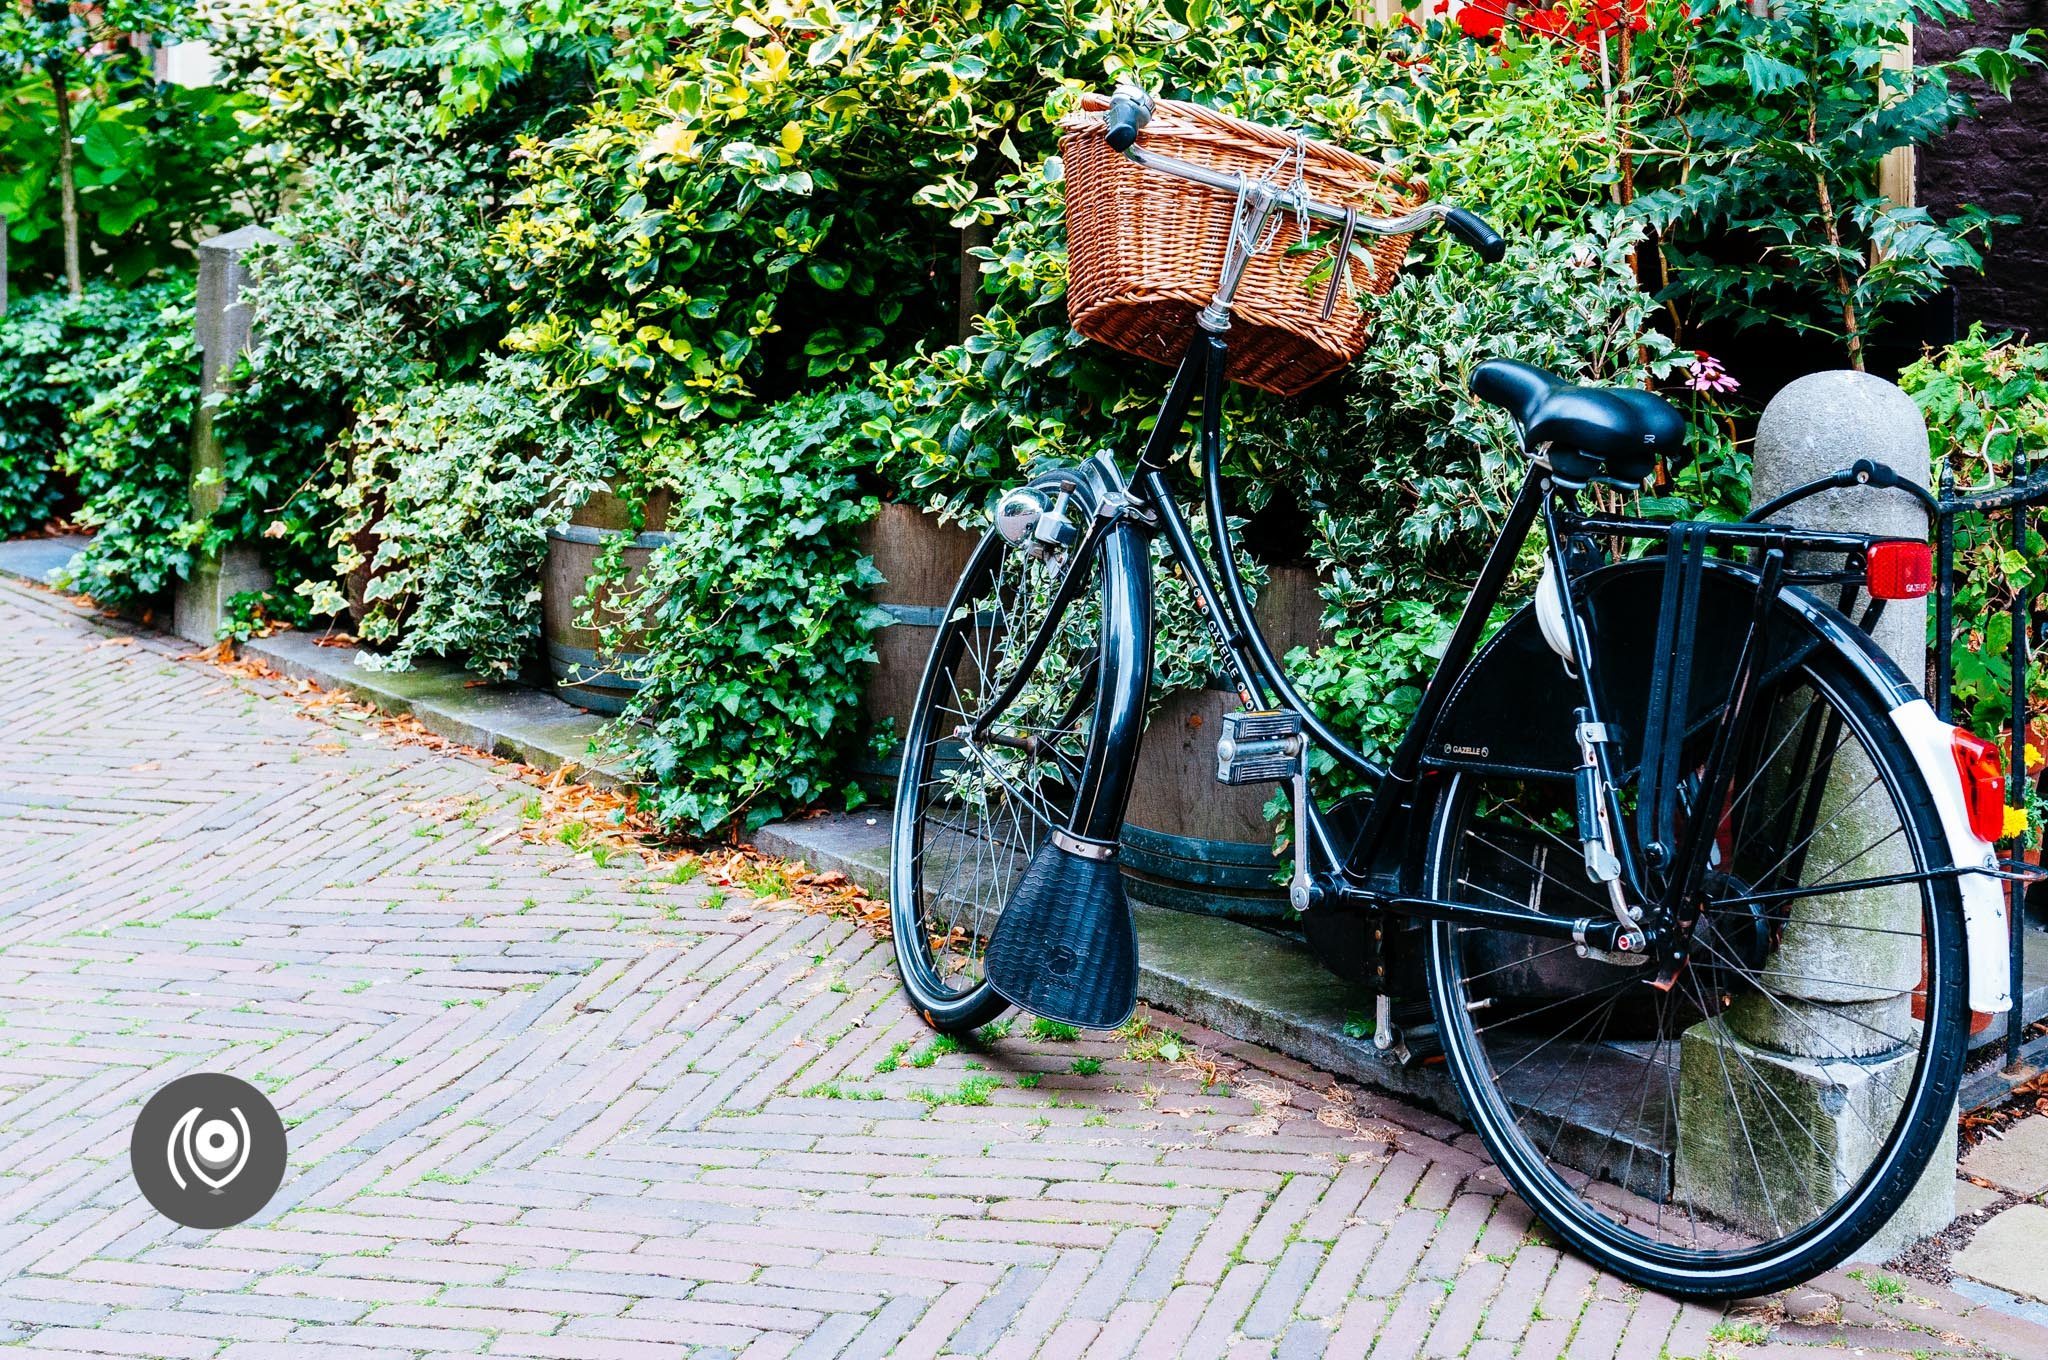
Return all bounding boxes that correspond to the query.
[1424,627,1966,1298]
[890,466,1137,1033]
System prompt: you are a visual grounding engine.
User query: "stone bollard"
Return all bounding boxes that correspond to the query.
[1674,370,1953,1259]
[173,224,284,643]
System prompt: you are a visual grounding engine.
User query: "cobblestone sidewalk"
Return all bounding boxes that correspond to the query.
[2,576,2043,1360]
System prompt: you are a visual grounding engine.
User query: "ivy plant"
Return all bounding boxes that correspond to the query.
[0,279,188,534]
[598,387,892,835]
[307,357,619,678]
[55,285,205,607]
[36,280,331,625]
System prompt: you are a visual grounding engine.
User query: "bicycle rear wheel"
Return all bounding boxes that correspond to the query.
[1424,625,1966,1298]
[890,467,1137,1033]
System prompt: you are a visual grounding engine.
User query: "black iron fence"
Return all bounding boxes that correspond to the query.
[1934,458,2048,1103]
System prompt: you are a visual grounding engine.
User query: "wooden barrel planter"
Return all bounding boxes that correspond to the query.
[540,488,674,716]
[1119,565,1328,920]
[856,502,983,789]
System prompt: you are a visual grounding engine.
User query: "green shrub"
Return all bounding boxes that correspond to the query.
[243,101,503,411]
[57,286,204,607]
[869,24,1636,512]
[870,25,1700,760]
[1254,217,1702,608]
[1900,326,2048,742]
[47,283,331,624]
[495,14,947,428]
[601,388,891,834]
[308,357,619,678]
[0,281,187,534]
[494,0,1398,435]
[205,0,448,152]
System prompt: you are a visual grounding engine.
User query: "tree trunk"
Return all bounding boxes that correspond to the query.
[956,221,991,343]
[48,59,81,301]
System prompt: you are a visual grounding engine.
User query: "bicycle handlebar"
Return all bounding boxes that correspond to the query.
[1105,88,1150,153]
[1443,206,1507,264]
[1101,86,1505,263]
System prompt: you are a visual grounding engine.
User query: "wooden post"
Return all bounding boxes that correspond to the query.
[1879,33,1917,209]
[172,225,284,643]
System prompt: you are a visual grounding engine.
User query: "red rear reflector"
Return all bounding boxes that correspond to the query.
[1950,728,2007,843]
[1867,541,1932,600]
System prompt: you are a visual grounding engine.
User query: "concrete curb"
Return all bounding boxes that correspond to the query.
[240,631,633,788]
[0,539,621,783]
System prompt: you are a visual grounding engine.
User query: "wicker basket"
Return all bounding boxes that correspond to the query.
[1062,94,1424,398]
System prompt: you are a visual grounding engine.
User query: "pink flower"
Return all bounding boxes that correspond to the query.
[1686,351,1740,395]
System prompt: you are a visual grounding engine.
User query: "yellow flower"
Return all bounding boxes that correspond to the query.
[2028,743,2042,769]
[640,122,699,164]
[2003,805,2030,839]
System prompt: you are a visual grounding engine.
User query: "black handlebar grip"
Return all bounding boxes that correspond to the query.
[1104,92,1149,153]
[1444,207,1507,264]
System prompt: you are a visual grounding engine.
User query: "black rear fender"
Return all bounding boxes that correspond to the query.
[1423,556,1916,782]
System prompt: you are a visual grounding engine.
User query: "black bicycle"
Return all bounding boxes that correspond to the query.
[890,89,2015,1298]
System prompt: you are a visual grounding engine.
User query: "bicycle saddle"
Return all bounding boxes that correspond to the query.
[1469,358,1686,486]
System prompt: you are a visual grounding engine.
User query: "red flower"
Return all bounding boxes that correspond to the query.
[1451,0,1652,57]
[1456,0,1510,38]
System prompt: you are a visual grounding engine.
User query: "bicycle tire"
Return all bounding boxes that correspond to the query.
[890,466,1142,1034]
[1423,610,1967,1298]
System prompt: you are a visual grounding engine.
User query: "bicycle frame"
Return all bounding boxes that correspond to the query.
[1113,330,1630,951]
[1029,324,1951,963]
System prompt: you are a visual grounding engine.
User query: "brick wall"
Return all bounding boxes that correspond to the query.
[1918,3,2048,338]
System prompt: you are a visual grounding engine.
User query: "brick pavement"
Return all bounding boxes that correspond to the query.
[2,574,2044,1360]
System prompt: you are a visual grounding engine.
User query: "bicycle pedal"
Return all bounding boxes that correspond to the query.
[1217,709,1302,786]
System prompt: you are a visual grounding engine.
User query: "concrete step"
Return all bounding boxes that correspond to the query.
[0,534,88,587]
[758,807,2048,1177]
[241,631,632,786]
